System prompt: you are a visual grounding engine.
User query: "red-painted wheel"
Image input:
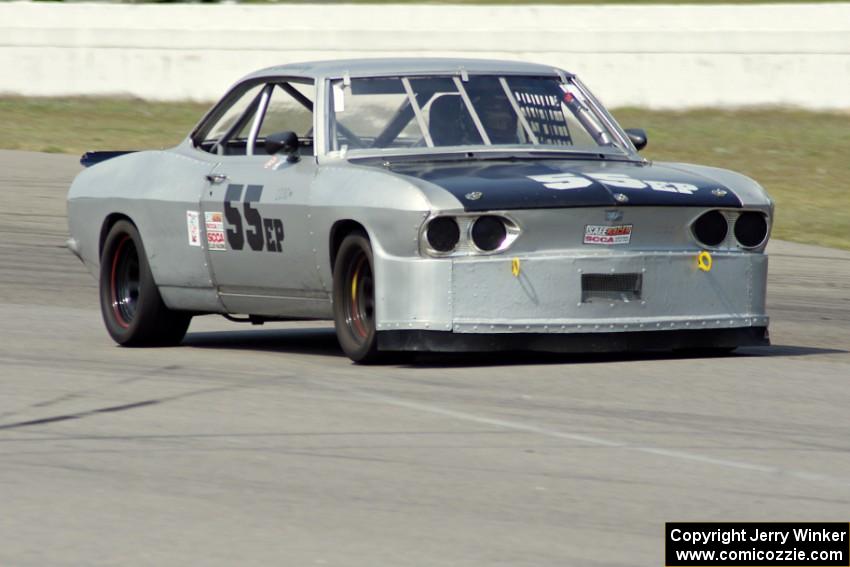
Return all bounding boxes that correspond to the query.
[99,220,191,346]
[109,234,139,329]
[332,231,381,363]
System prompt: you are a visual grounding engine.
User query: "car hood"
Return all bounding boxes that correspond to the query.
[376,158,743,211]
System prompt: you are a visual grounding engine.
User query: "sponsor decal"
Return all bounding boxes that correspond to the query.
[205,211,226,251]
[584,224,632,245]
[186,210,200,247]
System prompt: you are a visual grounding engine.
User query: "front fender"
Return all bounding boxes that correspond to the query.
[661,162,774,211]
[309,162,461,326]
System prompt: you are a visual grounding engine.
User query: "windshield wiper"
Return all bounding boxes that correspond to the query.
[384,150,633,165]
[350,149,638,168]
[465,150,631,162]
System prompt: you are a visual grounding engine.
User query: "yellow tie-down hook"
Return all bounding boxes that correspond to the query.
[697,250,713,272]
[511,257,521,277]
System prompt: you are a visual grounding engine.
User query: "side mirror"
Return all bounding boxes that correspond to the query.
[624,128,648,151]
[265,131,300,162]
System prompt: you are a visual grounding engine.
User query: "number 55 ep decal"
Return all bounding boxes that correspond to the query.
[214,184,284,252]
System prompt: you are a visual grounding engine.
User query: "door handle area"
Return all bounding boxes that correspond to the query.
[206,173,228,184]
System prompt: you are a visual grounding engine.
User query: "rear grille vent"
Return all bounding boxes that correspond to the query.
[581,273,642,303]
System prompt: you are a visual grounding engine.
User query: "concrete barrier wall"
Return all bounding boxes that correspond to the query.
[1,2,848,108]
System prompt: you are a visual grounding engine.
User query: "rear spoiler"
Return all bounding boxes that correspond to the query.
[80,150,136,168]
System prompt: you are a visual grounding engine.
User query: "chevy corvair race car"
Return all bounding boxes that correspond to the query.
[67,58,772,362]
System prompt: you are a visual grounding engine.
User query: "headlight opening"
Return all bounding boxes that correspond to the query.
[422,214,520,256]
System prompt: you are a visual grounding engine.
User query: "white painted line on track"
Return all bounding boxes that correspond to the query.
[346,389,849,487]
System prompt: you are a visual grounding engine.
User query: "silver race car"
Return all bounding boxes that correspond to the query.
[67,58,772,362]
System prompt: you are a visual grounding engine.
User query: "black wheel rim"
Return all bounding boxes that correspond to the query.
[110,236,140,328]
[344,251,375,342]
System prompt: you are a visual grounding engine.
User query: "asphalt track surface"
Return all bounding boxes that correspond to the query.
[1,149,849,566]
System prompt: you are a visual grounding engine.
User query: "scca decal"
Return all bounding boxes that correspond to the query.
[584,224,632,245]
[223,184,284,252]
[529,172,698,195]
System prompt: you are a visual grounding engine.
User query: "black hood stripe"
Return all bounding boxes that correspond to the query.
[383,160,742,211]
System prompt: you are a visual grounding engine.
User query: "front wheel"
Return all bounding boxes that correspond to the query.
[332,231,381,363]
[99,220,191,346]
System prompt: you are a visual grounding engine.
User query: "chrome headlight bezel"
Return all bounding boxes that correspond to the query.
[420,213,522,257]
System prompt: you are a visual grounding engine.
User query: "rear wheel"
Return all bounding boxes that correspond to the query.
[332,231,381,363]
[99,220,191,346]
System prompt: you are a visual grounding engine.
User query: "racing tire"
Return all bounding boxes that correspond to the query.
[332,231,382,363]
[99,220,192,346]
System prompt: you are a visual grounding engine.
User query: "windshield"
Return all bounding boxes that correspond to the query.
[328,74,632,158]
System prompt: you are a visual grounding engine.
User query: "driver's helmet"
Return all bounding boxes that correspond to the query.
[471,92,519,144]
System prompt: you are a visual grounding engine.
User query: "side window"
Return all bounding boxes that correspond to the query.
[259,83,314,139]
[197,80,314,156]
[202,84,265,152]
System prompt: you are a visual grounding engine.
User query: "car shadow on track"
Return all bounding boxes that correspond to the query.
[184,328,344,357]
[181,329,845,368]
[403,344,846,368]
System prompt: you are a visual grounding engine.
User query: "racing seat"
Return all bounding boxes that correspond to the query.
[429,94,483,146]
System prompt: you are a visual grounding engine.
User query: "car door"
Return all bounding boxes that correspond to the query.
[198,80,326,317]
